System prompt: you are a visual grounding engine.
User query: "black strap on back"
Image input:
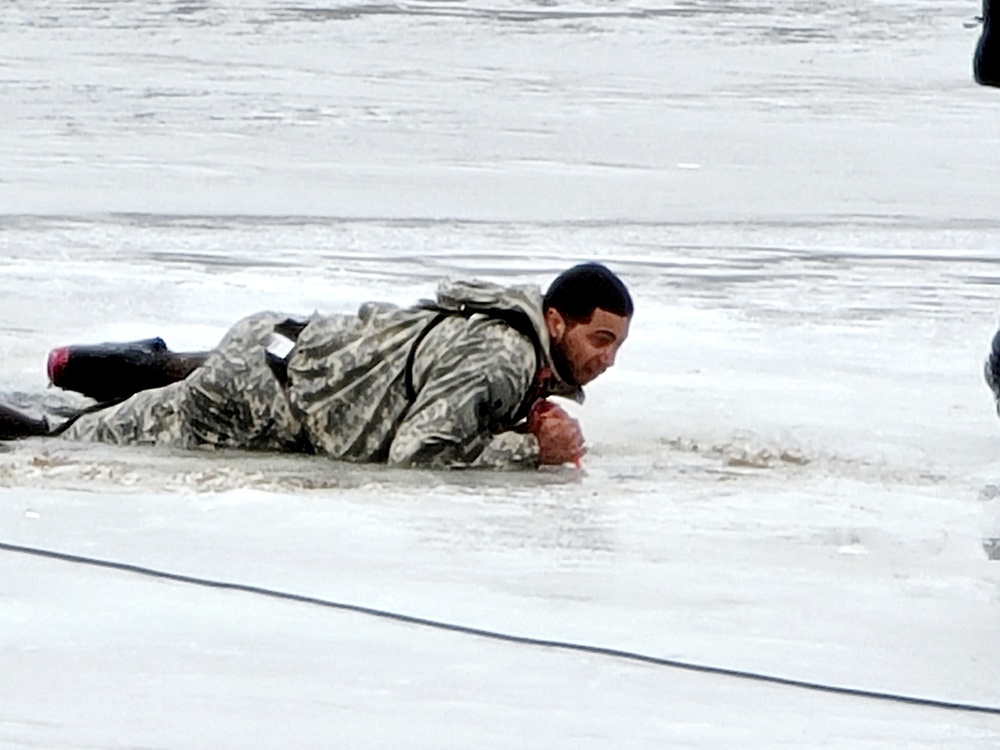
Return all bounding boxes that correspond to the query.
[404,311,451,402]
[403,307,544,415]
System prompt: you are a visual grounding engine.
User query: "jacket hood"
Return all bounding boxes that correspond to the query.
[431,279,584,403]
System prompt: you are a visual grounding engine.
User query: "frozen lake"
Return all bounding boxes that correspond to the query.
[1,1,1000,747]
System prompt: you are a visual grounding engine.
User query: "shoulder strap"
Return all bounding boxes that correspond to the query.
[404,311,451,403]
[404,308,543,413]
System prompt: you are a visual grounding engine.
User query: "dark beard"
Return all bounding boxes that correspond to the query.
[548,339,579,387]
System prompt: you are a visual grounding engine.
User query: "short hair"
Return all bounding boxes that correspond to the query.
[543,263,634,323]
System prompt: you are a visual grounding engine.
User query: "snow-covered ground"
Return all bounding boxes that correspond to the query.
[1,1,999,747]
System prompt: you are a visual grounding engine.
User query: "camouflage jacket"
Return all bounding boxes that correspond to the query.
[286,279,582,469]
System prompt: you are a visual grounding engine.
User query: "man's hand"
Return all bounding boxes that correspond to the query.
[527,399,586,466]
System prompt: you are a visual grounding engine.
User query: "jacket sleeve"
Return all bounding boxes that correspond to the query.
[387,316,539,469]
[469,430,540,470]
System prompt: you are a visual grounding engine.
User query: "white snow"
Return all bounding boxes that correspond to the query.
[1,0,999,747]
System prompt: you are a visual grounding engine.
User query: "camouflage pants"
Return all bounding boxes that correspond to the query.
[63,312,305,452]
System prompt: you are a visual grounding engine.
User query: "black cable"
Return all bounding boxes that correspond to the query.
[2,539,998,717]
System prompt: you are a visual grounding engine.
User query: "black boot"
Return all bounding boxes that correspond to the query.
[975,0,998,86]
[48,337,209,403]
[0,403,50,440]
[985,327,1000,412]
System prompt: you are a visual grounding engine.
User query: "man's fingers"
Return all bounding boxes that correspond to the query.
[530,400,587,466]
[562,430,585,458]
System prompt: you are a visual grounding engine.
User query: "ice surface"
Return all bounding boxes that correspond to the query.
[1,1,1000,747]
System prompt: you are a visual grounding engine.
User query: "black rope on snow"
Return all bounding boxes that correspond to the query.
[2,540,998,717]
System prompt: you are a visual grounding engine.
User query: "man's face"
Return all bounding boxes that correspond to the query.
[546,307,631,386]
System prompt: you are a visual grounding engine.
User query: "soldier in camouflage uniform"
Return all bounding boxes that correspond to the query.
[63,263,633,469]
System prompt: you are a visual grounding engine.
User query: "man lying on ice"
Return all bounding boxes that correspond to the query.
[9,262,632,471]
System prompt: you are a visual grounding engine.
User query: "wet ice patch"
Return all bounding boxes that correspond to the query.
[0,439,582,496]
[652,432,950,486]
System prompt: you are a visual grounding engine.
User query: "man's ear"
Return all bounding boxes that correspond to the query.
[544,307,566,339]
